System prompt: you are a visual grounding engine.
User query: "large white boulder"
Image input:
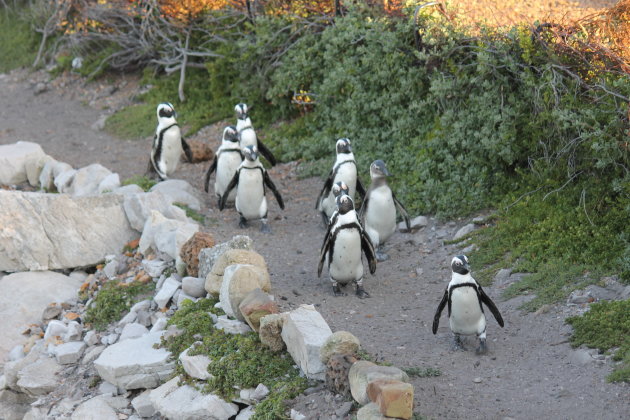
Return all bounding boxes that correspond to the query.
[0,271,82,362]
[123,191,189,232]
[0,191,137,272]
[93,332,174,390]
[150,180,202,211]
[0,142,46,186]
[281,305,333,380]
[139,210,199,259]
[16,357,62,396]
[70,396,118,420]
[70,164,113,197]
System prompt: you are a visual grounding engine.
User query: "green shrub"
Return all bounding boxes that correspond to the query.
[121,175,157,191]
[84,281,154,331]
[0,8,38,72]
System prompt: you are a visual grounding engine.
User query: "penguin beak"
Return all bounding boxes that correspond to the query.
[250,151,258,160]
[383,167,392,176]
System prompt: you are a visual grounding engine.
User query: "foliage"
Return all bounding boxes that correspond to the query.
[0,8,38,72]
[84,280,154,331]
[402,366,441,378]
[566,300,630,382]
[173,202,206,224]
[121,174,157,191]
[105,103,155,140]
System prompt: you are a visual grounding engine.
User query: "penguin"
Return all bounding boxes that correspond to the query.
[219,145,284,233]
[204,125,243,206]
[148,102,193,180]
[432,255,504,354]
[321,181,351,249]
[318,194,377,298]
[359,160,410,261]
[315,138,366,226]
[234,103,277,166]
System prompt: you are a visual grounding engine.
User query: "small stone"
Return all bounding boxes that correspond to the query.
[82,345,105,365]
[154,277,181,309]
[119,323,148,342]
[98,381,118,396]
[8,345,24,362]
[44,320,68,342]
[142,259,168,278]
[453,223,475,240]
[182,276,207,298]
[493,268,512,287]
[71,396,117,420]
[54,341,86,364]
[398,216,428,233]
[473,377,482,383]
[215,316,252,335]
[42,304,62,321]
[16,357,62,396]
[569,349,594,366]
[63,321,83,342]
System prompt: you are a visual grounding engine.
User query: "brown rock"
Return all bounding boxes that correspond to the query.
[180,232,216,277]
[238,288,279,332]
[259,313,287,352]
[325,354,357,397]
[367,379,414,419]
[320,330,361,364]
[349,361,410,405]
[205,249,268,295]
[186,140,214,163]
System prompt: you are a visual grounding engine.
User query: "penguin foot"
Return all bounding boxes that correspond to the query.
[260,223,272,234]
[238,217,248,229]
[332,284,346,297]
[476,339,487,355]
[451,335,465,351]
[355,285,371,299]
[376,252,390,262]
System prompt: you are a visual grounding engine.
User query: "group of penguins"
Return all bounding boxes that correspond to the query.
[147,102,505,354]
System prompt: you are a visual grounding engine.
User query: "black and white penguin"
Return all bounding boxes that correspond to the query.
[315,138,366,226]
[148,102,192,180]
[432,255,504,354]
[204,125,243,206]
[218,145,284,233]
[359,160,410,261]
[318,194,377,298]
[234,103,277,166]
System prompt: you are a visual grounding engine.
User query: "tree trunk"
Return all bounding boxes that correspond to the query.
[178,29,190,103]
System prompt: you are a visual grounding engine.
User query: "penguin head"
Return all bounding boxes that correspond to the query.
[223,125,238,143]
[157,102,176,120]
[332,181,350,198]
[370,160,391,179]
[235,103,249,120]
[242,145,258,161]
[336,194,354,215]
[336,138,352,154]
[451,255,470,275]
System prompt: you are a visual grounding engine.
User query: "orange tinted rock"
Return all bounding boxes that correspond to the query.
[180,232,216,277]
[366,379,414,419]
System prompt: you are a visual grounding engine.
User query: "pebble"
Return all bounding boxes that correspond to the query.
[473,377,482,383]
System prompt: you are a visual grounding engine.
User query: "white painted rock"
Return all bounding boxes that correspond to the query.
[38,158,59,191]
[71,396,117,420]
[150,180,202,212]
[281,304,333,380]
[179,345,212,380]
[220,264,270,321]
[138,210,199,260]
[123,191,188,232]
[94,332,174,390]
[0,271,82,361]
[53,341,86,365]
[0,142,46,185]
[98,173,121,194]
[119,323,149,342]
[154,277,181,309]
[16,357,62,396]
[71,164,113,197]
[0,191,137,272]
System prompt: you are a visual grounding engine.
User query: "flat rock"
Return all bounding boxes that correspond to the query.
[179,345,212,380]
[71,396,118,420]
[569,349,595,366]
[0,389,35,420]
[453,223,476,240]
[0,141,46,185]
[16,356,62,396]
[150,180,202,212]
[53,341,86,365]
[123,191,188,232]
[182,276,206,298]
[398,215,428,233]
[155,276,181,309]
[198,235,253,280]
[239,288,279,332]
[119,323,149,341]
[131,390,156,418]
[349,361,410,405]
[139,210,199,260]
[205,249,268,296]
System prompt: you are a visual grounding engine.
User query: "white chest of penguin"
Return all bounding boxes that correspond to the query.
[236,168,266,217]
[159,127,183,170]
[329,228,363,282]
[334,163,357,196]
[449,287,485,334]
[366,186,396,232]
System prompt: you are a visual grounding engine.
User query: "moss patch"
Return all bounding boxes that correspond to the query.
[173,202,205,224]
[121,175,157,192]
[84,280,155,331]
[0,9,38,72]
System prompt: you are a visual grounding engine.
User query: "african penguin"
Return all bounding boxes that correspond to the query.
[359,160,410,261]
[148,102,192,180]
[315,138,366,226]
[218,145,284,233]
[204,125,243,206]
[318,194,377,298]
[234,103,277,166]
[432,255,504,354]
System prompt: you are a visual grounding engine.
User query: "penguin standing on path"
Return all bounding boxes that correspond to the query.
[359,160,410,261]
[204,125,243,206]
[315,138,366,226]
[432,255,504,354]
[234,103,277,166]
[219,145,284,233]
[148,102,193,180]
[318,194,377,298]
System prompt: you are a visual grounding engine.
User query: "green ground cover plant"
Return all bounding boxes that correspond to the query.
[0,8,38,72]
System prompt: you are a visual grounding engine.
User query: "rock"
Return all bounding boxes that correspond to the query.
[349,361,410,405]
[131,390,155,418]
[336,401,354,418]
[150,317,168,333]
[291,409,307,420]
[7,346,24,362]
[71,164,113,196]
[357,402,389,420]
[142,259,168,279]
[366,379,414,419]
[567,290,592,305]
[180,232,215,277]
[494,268,512,286]
[119,323,149,342]
[453,223,475,240]
[54,168,77,193]
[118,311,138,327]
[94,332,175,390]
[182,276,206,298]
[91,114,108,131]
[281,305,333,380]
[220,265,271,321]
[150,377,238,420]
[17,357,62,396]
[150,180,202,212]
[570,349,594,366]
[215,316,253,335]
[3,342,43,391]
[0,271,82,360]
[0,191,137,271]
[43,320,68,342]
[154,276,181,309]
[114,184,145,195]
[259,313,287,352]
[205,249,269,296]
[326,354,357,397]
[473,377,482,383]
[320,331,361,364]
[198,235,254,280]
[139,210,199,260]
[0,142,46,185]
[583,284,620,302]
[42,303,63,321]
[239,288,279,332]
[186,139,214,163]
[123,191,188,232]
[38,158,59,191]
[82,346,105,365]
[398,215,428,233]
[98,381,118,396]
[27,154,54,188]
[0,389,35,420]
[179,345,212,380]
[63,321,83,342]
[235,406,255,420]
[239,383,269,403]
[98,173,121,193]
[71,396,118,420]
[54,341,86,364]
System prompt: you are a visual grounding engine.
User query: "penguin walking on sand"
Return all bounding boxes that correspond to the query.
[234,103,277,166]
[148,102,193,180]
[315,138,366,226]
[318,194,377,298]
[219,145,284,233]
[204,126,243,206]
[359,160,410,261]
[432,255,504,354]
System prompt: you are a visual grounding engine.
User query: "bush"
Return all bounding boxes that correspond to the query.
[0,8,38,72]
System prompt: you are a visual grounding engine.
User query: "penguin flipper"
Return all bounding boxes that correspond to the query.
[257,140,277,166]
[356,177,367,200]
[358,192,370,222]
[392,192,411,231]
[181,137,193,162]
[317,226,333,277]
[478,285,504,327]
[204,156,218,193]
[315,169,335,209]
[263,170,284,210]
[360,228,377,274]
[219,170,239,211]
[432,289,449,334]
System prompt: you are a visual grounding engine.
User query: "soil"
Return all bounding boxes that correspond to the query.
[1,6,628,416]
